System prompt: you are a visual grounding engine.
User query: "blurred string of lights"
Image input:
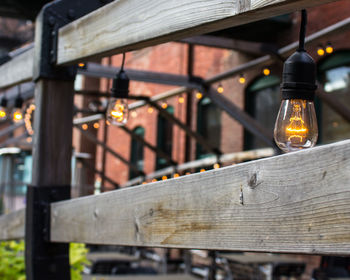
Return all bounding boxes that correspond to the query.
[317,42,334,56]
[24,103,36,136]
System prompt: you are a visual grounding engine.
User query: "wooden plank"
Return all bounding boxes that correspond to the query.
[51,140,350,255]
[0,47,34,89]
[0,209,25,241]
[219,253,304,264]
[57,0,336,65]
[87,252,139,262]
[83,275,198,280]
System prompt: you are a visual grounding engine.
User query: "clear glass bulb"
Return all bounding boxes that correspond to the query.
[0,107,7,120]
[106,98,128,126]
[274,99,318,152]
[12,108,23,123]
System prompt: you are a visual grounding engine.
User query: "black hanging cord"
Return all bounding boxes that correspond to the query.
[120,53,126,71]
[298,10,307,51]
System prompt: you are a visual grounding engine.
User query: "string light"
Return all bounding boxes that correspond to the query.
[325,42,334,54]
[274,10,318,153]
[239,74,246,84]
[0,96,8,121]
[78,62,86,69]
[93,122,100,129]
[131,111,138,118]
[174,173,180,178]
[178,96,185,104]
[185,172,191,175]
[161,102,168,109]
[24,103,35,136]
[317,45,325,56]
[106,120,111,126]
[217,84,224,94]
[106,53,129,126]
[213,163,220,169]
[162,175,167,180]
[151,178,157,182]
[200,168,205,173]
[12,93,23,123]
[142,182,147,185]
[147,107,154,114]
[196,92,203,100]
[26,137,32,143]
[82,124,88,130]
[262,67,271,76]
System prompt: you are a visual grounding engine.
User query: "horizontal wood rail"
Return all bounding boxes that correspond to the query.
[0,209,25,241]
[56,0,338,65]
[51,140,350,255]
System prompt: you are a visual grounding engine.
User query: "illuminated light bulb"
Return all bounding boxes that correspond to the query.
[200,168,205,173]
[151,178,157,182]
[274,50,318,153]
[26,137,32,143]
[106,120,111,126]
[147,107,154,114]
[161,102,168,109]
[239,74,246,84]
[325,43,333,54]
[174,173,180,178]
[78,62,86,68]
[217,84,224,94]
[196,92,203,99]
[12,109,23,122]
[142,182,147,185]
[82,124,88,130]
[162,175,167,181]
[107,98,129,126]
[263,67,271,76]
[178,96,185,104]
[131,111,138,118]
[185,172,191,175]
[93,122,100,129]
[317,46,325,56]
[213,163,220,169]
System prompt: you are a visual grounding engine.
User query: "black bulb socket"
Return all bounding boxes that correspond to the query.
[281,50,317,101]
[0,97,7,108]
[111,70,129,99]
[14,96,23,108]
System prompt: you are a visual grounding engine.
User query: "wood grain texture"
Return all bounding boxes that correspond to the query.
[0,209,25,241]
[52,140,350,255]
[57,0,335,65]
[0,47,33,89]
[32,79,74,186]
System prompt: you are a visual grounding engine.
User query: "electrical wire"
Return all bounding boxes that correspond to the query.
[298,9,307,51]
[120,53,126,71]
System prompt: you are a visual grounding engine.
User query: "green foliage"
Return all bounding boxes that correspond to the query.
[0,241,90,280]
[0,241,25,280]
[70,243,91,280]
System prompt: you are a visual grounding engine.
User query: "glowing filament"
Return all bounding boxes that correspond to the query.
[110,104,126,123]
[285,103,308,143]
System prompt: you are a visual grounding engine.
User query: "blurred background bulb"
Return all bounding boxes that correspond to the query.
[274,99,318,152]
[12,108,23,123]
[0,97,8,121]
[106,98,128,126]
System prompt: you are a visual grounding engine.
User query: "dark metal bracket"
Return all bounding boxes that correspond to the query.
[34,0,113,81]
[25,185,71,280]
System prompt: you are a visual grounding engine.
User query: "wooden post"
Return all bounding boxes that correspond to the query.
[26,79,74,280]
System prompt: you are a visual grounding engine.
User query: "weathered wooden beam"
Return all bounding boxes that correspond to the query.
[0,47,34,90]
[0,133,27,148]
[148,100,220,156]
[75,125,144,176]
[0,209,25,241]
[204,88,275,148]
[57,0,337,65]
[51,140,350,255]
[179,35,267,55]
[0,121,25,139]
[79,63,200,89]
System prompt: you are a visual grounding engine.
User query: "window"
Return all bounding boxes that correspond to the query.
[317,50,350,143]
[156,106,174,170]
[129,126,145,179]
[244,75,281,150]
[196,97,221,159]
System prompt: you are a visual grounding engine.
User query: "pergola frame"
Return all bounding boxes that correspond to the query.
[0,0,349,279]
